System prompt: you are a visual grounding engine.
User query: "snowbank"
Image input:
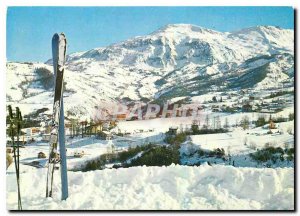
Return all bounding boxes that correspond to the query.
[6,164,294,210]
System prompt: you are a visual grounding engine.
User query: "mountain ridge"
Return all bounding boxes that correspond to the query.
[7,24,294,117]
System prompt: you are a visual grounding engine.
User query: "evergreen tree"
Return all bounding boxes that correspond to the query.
[241,116,250,130]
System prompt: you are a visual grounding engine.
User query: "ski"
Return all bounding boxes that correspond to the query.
[46,33,67,198]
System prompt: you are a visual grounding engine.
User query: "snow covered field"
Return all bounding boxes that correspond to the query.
[6,113,294,210]
[6,163,294,210]
[191,123,294,155]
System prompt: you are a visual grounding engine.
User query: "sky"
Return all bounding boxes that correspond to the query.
[6,7,294,62]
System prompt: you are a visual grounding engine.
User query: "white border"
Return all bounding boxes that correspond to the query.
[1,0,298,215]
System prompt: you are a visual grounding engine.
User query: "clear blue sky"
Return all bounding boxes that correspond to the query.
[7,7,294,62]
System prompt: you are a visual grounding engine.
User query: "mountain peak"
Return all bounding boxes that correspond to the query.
[152,24,220,35]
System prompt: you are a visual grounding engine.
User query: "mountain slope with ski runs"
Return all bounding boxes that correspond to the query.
[6,24,294,117]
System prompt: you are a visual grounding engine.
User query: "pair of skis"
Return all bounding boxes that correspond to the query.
[46,33,68,199]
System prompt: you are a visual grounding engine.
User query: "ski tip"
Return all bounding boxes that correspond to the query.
[59,33,67,41]
[52,33,59,40]
[52,33,66,41]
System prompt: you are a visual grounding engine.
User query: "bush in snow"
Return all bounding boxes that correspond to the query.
[130,145,180,167]
[286,148,294,161]
[165,132,187,145]
[289,113,294,121]
[118,144,154,162]
[197,149,205,157]
[240,116,250,130]
[187,128,228,135]
[250,147,288,164]
[78,144,158,171]
[255,116,266,127]
[83,159,105,172]
[214,148,225,158]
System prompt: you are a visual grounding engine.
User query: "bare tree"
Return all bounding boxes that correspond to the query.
[224,117,229,129]
[216,116,221,129]
[204,115,210,129]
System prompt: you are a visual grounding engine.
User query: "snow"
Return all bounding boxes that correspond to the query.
[191,122,294,155]
[6,163,294,210]
[6,113,294,210]
[6,23,295,210]
[6,24,294,117]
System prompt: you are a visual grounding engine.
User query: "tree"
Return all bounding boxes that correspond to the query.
[224,117,229,129]
[212,96,217,102]
[89,119,94,136]
[215,116,221,129]
[84,120,88,136]
[213,117,216,129]
[255,116,266,127]
[81,121,84,138]
[70,118,76,137]
[204,115,210,129]
[191,120,199,134]
[289,113,294,121]
[240,116,250,130]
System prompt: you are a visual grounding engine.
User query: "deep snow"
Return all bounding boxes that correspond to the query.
[6,163,294,210]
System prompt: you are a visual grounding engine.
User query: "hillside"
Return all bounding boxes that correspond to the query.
[6,24,294,117]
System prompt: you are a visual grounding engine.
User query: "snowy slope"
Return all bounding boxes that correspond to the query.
[6,24,294,116]
[6,164,294,210]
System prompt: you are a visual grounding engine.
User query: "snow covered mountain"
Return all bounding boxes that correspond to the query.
[6,24,294,117]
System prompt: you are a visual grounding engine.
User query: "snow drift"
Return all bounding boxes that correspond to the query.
[6,164,294,210]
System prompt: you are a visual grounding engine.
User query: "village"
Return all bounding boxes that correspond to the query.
[6,83,294,172]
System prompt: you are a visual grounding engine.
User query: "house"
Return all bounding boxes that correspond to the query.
[102,122,110,131]
[167,126,178,137]
[99,131,113,140]
[116,113,127,121]
[74,151,84,158]
[21,127,41,139]
[42,133,51,141]
[87,122,103,135]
